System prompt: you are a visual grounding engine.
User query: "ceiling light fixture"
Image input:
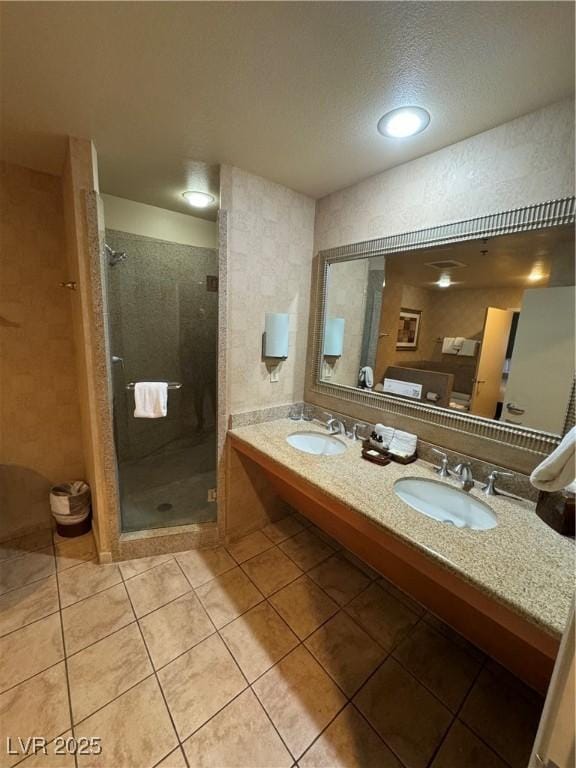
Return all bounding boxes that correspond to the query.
[528,262,545,282]
[377,106,431,139]
[182,190,215,208]
[437,274,452,288]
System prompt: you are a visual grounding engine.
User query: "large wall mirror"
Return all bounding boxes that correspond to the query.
[312,199,575,451]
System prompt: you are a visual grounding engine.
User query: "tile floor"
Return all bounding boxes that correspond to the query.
[0,515,543,768]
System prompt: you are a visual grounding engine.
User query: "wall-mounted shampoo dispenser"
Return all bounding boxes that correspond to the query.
[323,317,345,356]
[263,312,289,358]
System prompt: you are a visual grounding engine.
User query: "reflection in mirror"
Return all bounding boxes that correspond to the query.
[321,225,575,435]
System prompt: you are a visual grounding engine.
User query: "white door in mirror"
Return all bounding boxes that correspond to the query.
[286,432,347,456]
[394,477,497,530]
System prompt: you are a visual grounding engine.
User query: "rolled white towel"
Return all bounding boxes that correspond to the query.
[530,426,576,492]
[134,382,168,418]
[389,430,417,458]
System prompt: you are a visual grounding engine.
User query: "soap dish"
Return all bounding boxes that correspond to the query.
[361,440,391,466]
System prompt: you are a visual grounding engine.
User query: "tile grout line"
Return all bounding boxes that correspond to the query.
[53,540,80,768]
[120,563,192,768]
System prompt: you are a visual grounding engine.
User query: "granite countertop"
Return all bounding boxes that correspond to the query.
[229,419,575,639]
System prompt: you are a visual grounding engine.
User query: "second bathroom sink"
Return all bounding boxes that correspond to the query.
[394,476,497,530]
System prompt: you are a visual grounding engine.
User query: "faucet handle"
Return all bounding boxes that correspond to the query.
[482,470,513,496]
[431,448,450,478]
[323,412,333,423]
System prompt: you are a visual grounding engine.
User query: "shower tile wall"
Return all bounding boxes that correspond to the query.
[105,229,218,531]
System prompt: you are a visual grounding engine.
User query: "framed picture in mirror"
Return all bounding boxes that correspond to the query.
[397,308,422,350]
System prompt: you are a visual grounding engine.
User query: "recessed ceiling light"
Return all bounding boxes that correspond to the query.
[182,190,215,208]
[437,274,452,288]
[377,106,431,139]
[528,262,545,282]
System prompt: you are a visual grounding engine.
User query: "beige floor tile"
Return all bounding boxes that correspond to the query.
[175,546,235,588]
[253,645,346,760]
[299,705,402,768]
[155,748,187,768]
[118,553,174,581]
[305,612,385,696]
[158,633,246,740]
[0,613,63,693]
[460,667,542,768]
[183,688,292,768]
[345,582,419,649]
[75,676,177,768]
[241,546,302,596]
[269,575,338,640]
[68,623,153,723]
[393,622,481,711]
[195,567,263,628]
[55,533,96,572]
[124,560,190,618]
[62,583,135,655]
[0,529,53,563]
[139,591,214,669]
[279,529,335,571]
[0,546,55,596]
[0,663,70,768]
[262,515,305,544]
[354,658,451,768]
[310,526,342,550]
[0,575,59,637]
[58,560,122,608]
[431,720,508,768]
[17,732,75,767]
[308,554,371,606]
[220,601,298,682]
[227,530,273,564]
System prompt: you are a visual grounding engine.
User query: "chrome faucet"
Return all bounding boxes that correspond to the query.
[454,461,474,492]
[323,412,345,435]
[351,423,369,441]
[431,449,451,479]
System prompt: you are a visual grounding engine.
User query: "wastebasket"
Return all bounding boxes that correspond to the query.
[50,481,92,538]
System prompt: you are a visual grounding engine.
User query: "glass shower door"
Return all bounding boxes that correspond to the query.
[105,228,218,532]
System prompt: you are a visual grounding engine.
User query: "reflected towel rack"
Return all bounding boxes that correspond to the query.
[126,382,182,391]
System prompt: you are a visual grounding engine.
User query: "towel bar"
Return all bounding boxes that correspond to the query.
[126,382,182,390]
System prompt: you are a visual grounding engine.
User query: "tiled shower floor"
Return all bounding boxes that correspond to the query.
[0,515,543,768]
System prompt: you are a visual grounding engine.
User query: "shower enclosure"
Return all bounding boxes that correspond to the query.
[104,229,218,532]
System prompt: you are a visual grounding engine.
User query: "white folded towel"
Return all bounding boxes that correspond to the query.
[530,426,576,492]
[389,430,417,458]
[374,423,395,448]
[134,382,168,418]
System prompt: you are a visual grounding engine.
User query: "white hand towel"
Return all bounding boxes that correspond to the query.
[452,337,465,351]
[389,430,417,458]
[458,339,479,357]
[359,366,374,389]
[134,382,168,418]
[442,337,458,355]
[530,426,576,492]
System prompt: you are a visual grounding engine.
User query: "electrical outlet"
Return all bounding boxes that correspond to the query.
[270,367,280,383]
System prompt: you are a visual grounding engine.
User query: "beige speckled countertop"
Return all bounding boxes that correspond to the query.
[230,419,575,639]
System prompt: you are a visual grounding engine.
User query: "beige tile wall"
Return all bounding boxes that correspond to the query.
[220,166,315,415]
[0,162,84,539]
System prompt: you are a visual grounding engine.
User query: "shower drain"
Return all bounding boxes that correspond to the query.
[157,503,173,512]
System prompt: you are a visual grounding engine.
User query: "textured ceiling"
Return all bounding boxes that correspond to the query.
[1,1,574,215]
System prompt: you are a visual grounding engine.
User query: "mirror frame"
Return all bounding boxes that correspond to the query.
[310,196,576,455]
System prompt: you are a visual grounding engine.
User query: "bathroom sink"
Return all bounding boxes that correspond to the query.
[394,477,497,530]
[286,431,346,456]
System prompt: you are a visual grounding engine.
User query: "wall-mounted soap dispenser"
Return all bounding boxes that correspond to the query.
[323,317,345,357]
[263,312,289,358]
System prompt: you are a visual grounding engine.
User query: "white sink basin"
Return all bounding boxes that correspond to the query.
[286,431,346,456]
[394,477,497,530]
